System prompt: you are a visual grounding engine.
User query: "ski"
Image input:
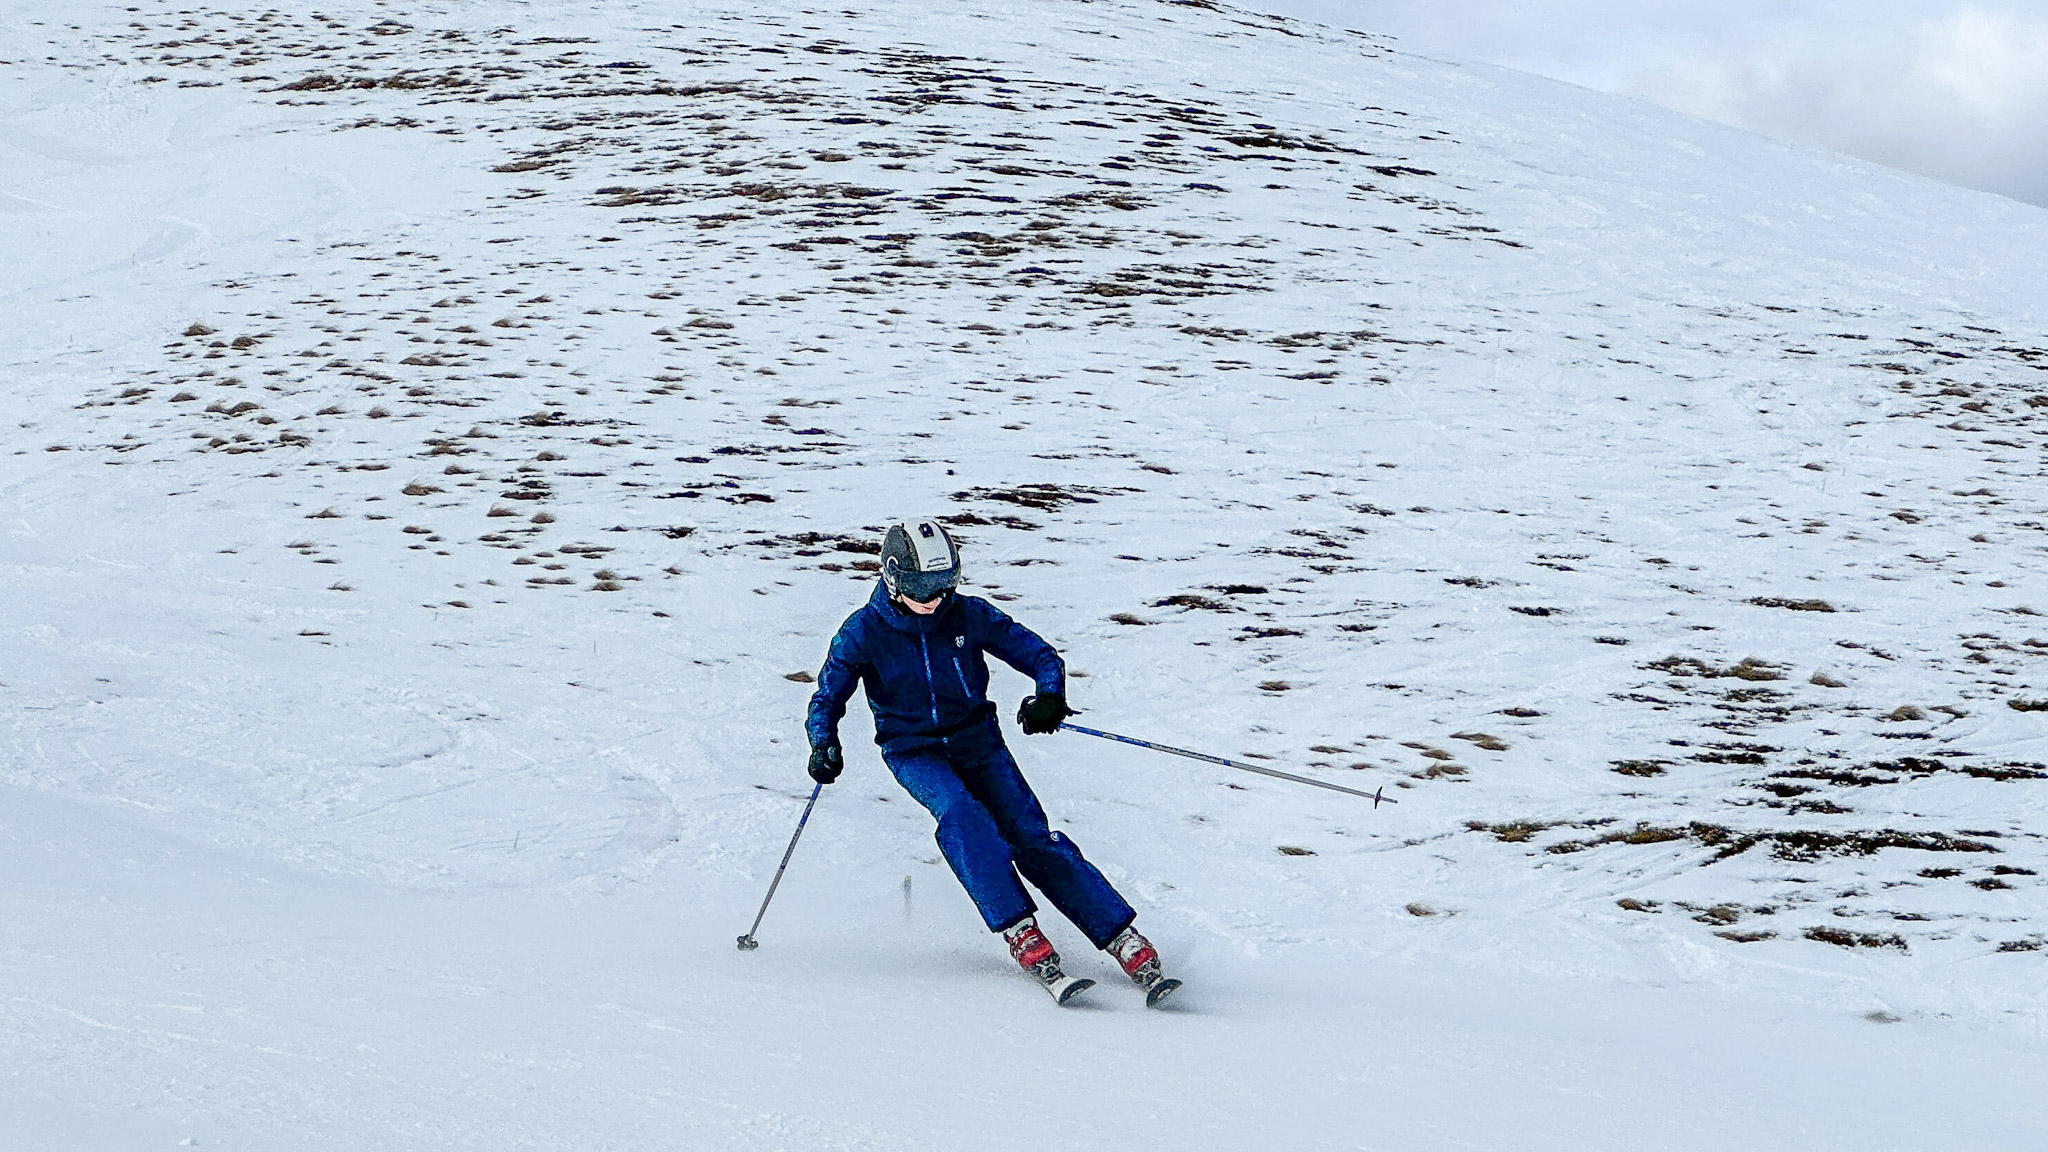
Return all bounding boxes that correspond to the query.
[1042,972,1095,1005]
[1144,977,1183,1008]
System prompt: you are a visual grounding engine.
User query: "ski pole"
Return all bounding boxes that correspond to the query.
[737,781,824,951]
[1060,722,1397,806]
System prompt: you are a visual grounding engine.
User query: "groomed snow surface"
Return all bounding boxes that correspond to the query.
[5,1,2047,1147]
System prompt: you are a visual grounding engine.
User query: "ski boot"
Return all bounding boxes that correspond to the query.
[1107,925,1181,1007]
[1004,916,1093,1005]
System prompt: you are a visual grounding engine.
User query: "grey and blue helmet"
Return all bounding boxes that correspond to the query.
[881,519,961,601]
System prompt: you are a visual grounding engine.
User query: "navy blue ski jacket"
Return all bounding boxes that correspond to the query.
[806,583,1065,756]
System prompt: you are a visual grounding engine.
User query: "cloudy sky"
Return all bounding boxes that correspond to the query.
[1246,1,2048,208]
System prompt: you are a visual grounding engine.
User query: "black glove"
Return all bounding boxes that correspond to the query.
[1017,693,1074,735]
[807,741,843,785]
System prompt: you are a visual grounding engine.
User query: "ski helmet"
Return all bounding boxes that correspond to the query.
[880,519,961,601]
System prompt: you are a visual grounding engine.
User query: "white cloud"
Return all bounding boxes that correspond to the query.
[1246,1,2048,207]
[1918,7,2048,114]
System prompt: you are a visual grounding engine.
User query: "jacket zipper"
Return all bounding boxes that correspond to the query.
[919,635,940,725]
[951,654,973,698]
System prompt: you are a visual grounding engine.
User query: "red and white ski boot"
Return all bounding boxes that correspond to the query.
[1107,925,1181,1007]
[1004,917,1093,1005]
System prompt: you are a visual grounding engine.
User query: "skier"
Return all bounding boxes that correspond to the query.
[805,519,1178,1006]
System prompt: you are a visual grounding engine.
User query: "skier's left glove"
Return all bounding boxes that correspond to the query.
[1017,693,1074,735]
[807,740,844,785]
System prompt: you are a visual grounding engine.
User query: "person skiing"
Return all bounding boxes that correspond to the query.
[805,519,1177,1006]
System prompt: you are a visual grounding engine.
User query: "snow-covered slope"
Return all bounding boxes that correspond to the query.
[5,1,2047,1147]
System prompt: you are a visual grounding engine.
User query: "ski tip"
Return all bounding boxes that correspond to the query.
[1054,976,1095,1006]
[1145,978,1183,1008]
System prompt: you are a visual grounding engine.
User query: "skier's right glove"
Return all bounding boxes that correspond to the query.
[807,740,844,785]
[1017,693,1074,735]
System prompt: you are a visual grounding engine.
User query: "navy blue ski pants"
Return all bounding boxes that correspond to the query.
[885,741,1135,948]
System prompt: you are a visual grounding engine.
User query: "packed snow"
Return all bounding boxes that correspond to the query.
[5,0,2047,1147]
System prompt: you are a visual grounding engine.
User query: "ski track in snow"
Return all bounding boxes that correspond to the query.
[4,0,2048,1147]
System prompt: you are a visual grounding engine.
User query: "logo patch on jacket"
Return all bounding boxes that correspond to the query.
[954,635,965,647]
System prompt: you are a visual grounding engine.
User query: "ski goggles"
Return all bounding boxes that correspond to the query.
[892,563,959,603]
